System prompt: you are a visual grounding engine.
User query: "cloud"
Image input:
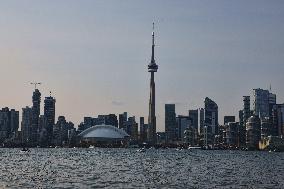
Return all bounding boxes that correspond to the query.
[111,100,125,106]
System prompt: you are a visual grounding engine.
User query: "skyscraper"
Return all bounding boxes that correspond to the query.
[204,97,218,135]
[165,104,176,143]
[189,109,198,131]
[199,108,205,135]
[147,23,158,144]
[139,117,146,142]
[53,116,74,146]
[243,96,251,124]
[21,106,32,144]
[272,104,284,136]
[119,112,127,130]
[176,115,191,141]
[204,97,218,145]
[44,94,56,145]
[0,107,19,142]
[31,89,41,146]
[246,115,261,150]
[253,88,276,118]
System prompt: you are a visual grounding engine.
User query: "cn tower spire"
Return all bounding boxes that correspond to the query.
[151,22,155,64]
[147,22,158,145]
[148,22,158,73]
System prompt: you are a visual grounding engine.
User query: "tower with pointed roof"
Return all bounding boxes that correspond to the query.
[147,23,158,144]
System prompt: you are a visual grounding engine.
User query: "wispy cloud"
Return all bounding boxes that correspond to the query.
[111,100,125,106]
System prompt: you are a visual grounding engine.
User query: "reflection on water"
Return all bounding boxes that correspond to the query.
[0,148,283,188]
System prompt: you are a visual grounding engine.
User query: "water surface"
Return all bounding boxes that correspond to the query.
[0,148,283,188]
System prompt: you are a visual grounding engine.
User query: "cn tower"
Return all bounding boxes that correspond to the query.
[147,23,158,144]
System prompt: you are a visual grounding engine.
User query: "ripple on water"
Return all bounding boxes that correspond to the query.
[0,148,283,188]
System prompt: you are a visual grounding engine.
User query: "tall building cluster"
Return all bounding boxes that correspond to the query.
[160,88,284,150]
[19,88,75,147]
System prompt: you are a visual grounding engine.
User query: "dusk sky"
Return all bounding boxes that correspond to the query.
[0,1,284,131]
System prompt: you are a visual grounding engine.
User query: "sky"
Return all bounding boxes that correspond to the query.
[0,0,284,131]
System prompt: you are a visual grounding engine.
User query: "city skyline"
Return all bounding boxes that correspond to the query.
[1,1,284,131]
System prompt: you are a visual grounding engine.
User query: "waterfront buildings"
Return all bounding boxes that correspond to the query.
[176,115,191,141]
[139,117,147,142]
[199,108,204,135]
[203,97,218,146]
[183,126,196,146]
[78,114,118,133]
[253,88,276,118]
[38,115,48,146]
[119,112,127,130]
[272,104,284,136]
[0,107,19,142]
[243,96,251,124]
[246,115,261,150]
[261,117,270,138]
[189,109,198,132]
[224,122,239,148]
[21,106,32,144]
[31,89,41,145]
[124,116,138,141]
[147,23,158,144]
[165,104,176,143]
[53,116,75,146]
[224,116,235,125]
[44,94,56,145]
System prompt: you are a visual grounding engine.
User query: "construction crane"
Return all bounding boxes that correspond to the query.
[30,82,42,90]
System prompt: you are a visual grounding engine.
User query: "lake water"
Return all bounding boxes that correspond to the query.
[0,148,283,188]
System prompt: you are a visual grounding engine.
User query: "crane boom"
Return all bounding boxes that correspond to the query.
[30,82,42,90]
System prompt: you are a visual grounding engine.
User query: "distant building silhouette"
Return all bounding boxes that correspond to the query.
[188,109,198,132]
[199,108,205,136]
[176,115,191,141]
[53,116,74,146]
[272,104,284,136]
[119,112,127,130]
[38,115,48,146]
[246,115,261,150]
[204,97,218,145]
[253,88,276,118]
[21,106,32,144]
[78,114,118,133]
[0,107,19,143]
[224,116,235,125]
[31,89,41,146]
[224,122,239,148]
[44,95,56,145]
[125,116,138,141]
[139,117,146,142]
[165,104,176,143]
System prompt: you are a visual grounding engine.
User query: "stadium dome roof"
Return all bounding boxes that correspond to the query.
[78,125,129,139]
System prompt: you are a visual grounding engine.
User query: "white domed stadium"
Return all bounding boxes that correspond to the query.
[78,124,130,147]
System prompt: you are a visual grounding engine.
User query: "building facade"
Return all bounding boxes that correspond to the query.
[224,116,235,125]
[253,88,276,118]
[31,89,41,146]
[204,97,218,135]
[44,95,56,145]
[189,109,198,132]
[165,104,176,143]
[0,107,19,142]
[246,115,261,150]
